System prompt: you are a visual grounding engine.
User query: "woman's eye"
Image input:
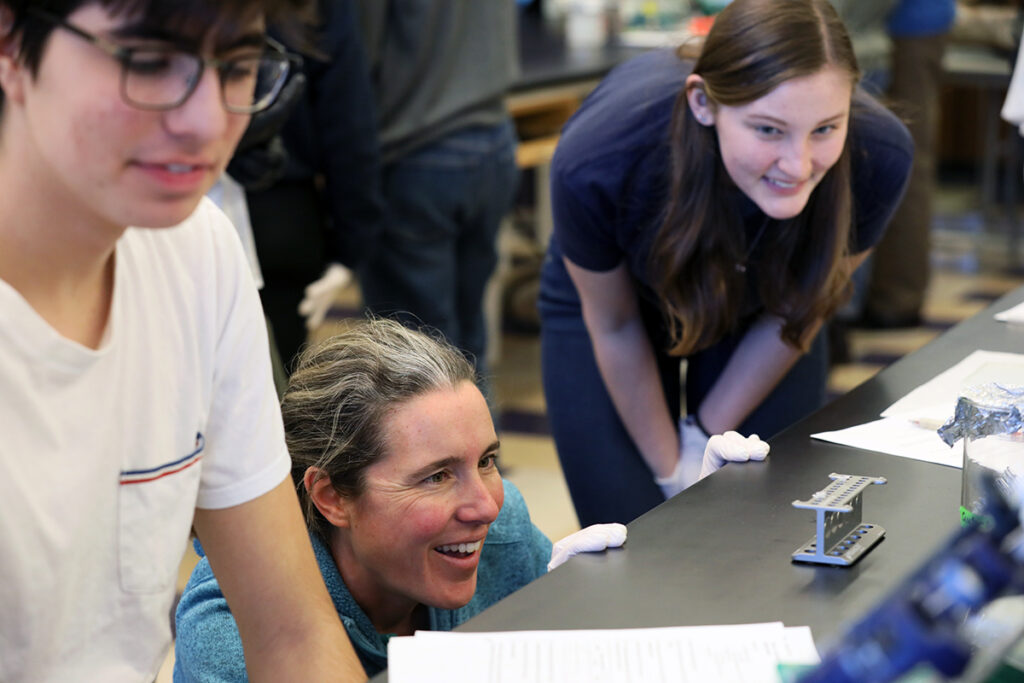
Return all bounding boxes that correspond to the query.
[754,125,781,136]
[424,471,449,485]
[814,124,837,135]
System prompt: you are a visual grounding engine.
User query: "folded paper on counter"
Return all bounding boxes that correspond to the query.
[388,621,819,683]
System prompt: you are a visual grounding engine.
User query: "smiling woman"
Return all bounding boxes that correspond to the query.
[321,380,507,633]
[173,319,566,678]
[538,0,915,527]
[686,67,852,223]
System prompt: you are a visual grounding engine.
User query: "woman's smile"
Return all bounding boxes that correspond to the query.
[332,380,505,623]
[763,174,808,196]
[707,65,851,220]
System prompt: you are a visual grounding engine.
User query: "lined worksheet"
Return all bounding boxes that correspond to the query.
[388,622,818,683]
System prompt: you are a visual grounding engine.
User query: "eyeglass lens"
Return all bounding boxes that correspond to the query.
[122,49,289,113]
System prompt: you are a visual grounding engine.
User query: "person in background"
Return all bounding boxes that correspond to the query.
[539,0,913,526]
[954,0,1021,56]
[0,1,364,680]
[228,0,382,374]
[353,0,520,379]
[861,0,957,329]
[178,319,714,678]
[819,0,898,364]
[207,170,292,393]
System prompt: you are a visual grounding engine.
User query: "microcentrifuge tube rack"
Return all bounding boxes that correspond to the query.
[791,473,886,567]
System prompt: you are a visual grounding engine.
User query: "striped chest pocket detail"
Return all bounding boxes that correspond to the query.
[119,433,205,485]
[117,432,205,593]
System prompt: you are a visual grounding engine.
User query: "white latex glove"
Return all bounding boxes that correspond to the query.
[699,431,770,479]
[298,263,352,330]
[548,523,627,571]
[654,416,709,499]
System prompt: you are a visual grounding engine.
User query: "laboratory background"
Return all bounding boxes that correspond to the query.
[157,0,1023,678]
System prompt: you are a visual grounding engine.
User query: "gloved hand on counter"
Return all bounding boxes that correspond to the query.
[655,417,771,499]
[654,415,709,499]
[298,263,353,331]
[699,430,770,479]
[548,523,627,571]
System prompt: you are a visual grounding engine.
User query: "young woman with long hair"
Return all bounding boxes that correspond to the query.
[539,0,913,526]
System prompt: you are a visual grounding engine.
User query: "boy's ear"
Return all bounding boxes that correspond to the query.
[303,466,353,529]
[0,4,14,40]
[0,5,25,104]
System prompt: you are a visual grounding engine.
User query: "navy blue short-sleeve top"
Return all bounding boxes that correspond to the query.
[549,49,913,296]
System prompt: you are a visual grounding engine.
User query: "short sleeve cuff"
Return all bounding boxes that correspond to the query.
[195,447,291,510]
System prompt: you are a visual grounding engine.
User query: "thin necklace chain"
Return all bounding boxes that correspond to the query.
[735,217,770,274]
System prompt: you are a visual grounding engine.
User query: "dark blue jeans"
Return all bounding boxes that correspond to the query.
[539,254,828,526]
[360,120,519,375]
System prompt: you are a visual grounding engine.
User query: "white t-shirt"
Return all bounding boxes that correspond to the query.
[0,198,291,682]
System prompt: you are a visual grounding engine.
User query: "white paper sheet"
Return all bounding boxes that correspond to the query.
[881,350,1024,422]
[996,301,1024,324]
[387,622,819,683]
[811,417,961,468]
[810,350,1024,463]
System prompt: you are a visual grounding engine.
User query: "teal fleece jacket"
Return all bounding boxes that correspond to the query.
[173,480,552,680]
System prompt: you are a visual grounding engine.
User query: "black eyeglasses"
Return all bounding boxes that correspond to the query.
[27,8,300,114]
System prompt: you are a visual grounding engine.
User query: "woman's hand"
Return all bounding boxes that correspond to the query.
[654,417,709,498]
[699,431,770,479]
[547,523,628,571]
[298,263,352,331]
[656,425,770,499]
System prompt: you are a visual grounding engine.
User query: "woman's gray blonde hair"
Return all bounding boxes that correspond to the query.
[282,318,477,541]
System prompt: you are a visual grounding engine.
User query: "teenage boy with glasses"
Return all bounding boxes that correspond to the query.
[0,1,365,681]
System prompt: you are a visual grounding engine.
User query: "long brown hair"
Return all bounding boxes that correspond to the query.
[651,0,859,356]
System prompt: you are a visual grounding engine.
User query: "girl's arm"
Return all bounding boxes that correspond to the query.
[698,250,871,433]
[696,313,816,433]
[565,258,679,478]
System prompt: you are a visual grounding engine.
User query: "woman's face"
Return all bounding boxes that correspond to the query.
[696,65,852,220]
[1,3,253,233]
[334,381,504,623]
